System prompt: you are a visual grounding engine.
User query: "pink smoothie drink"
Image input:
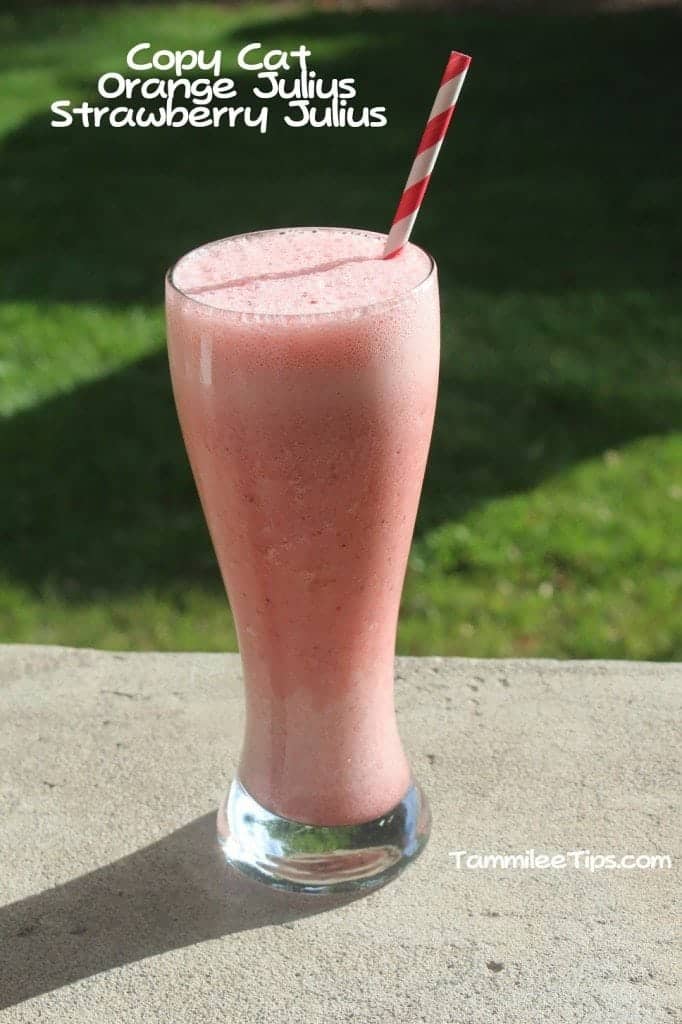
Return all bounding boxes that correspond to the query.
[166,227,439,827]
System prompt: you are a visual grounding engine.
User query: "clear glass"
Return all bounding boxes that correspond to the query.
[165,228,439,892]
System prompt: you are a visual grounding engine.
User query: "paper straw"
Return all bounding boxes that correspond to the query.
[383,51,472,259]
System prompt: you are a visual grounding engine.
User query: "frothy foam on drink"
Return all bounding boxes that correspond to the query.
[170,228,431,316]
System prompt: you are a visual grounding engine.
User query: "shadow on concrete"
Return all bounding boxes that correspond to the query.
[0,812,358,1009]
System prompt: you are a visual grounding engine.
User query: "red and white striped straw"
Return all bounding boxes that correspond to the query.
[383,50,472,259]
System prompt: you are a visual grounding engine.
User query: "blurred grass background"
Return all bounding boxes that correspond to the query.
[0,2,680,658]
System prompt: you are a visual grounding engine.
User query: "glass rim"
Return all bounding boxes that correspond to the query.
[165,226,436,322]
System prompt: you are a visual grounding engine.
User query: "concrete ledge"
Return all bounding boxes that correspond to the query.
[0,646,680,1022]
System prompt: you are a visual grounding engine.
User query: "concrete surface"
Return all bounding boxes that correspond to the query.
[0,646,680,1023]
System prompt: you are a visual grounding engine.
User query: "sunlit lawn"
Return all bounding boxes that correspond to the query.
[1,3,681,658]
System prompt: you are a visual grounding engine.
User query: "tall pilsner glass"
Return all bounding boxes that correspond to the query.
[165,227,439,892]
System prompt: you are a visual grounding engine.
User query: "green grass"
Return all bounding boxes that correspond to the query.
[1,3,681,658]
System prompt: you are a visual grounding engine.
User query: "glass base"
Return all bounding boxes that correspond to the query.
[217,777,431,894]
